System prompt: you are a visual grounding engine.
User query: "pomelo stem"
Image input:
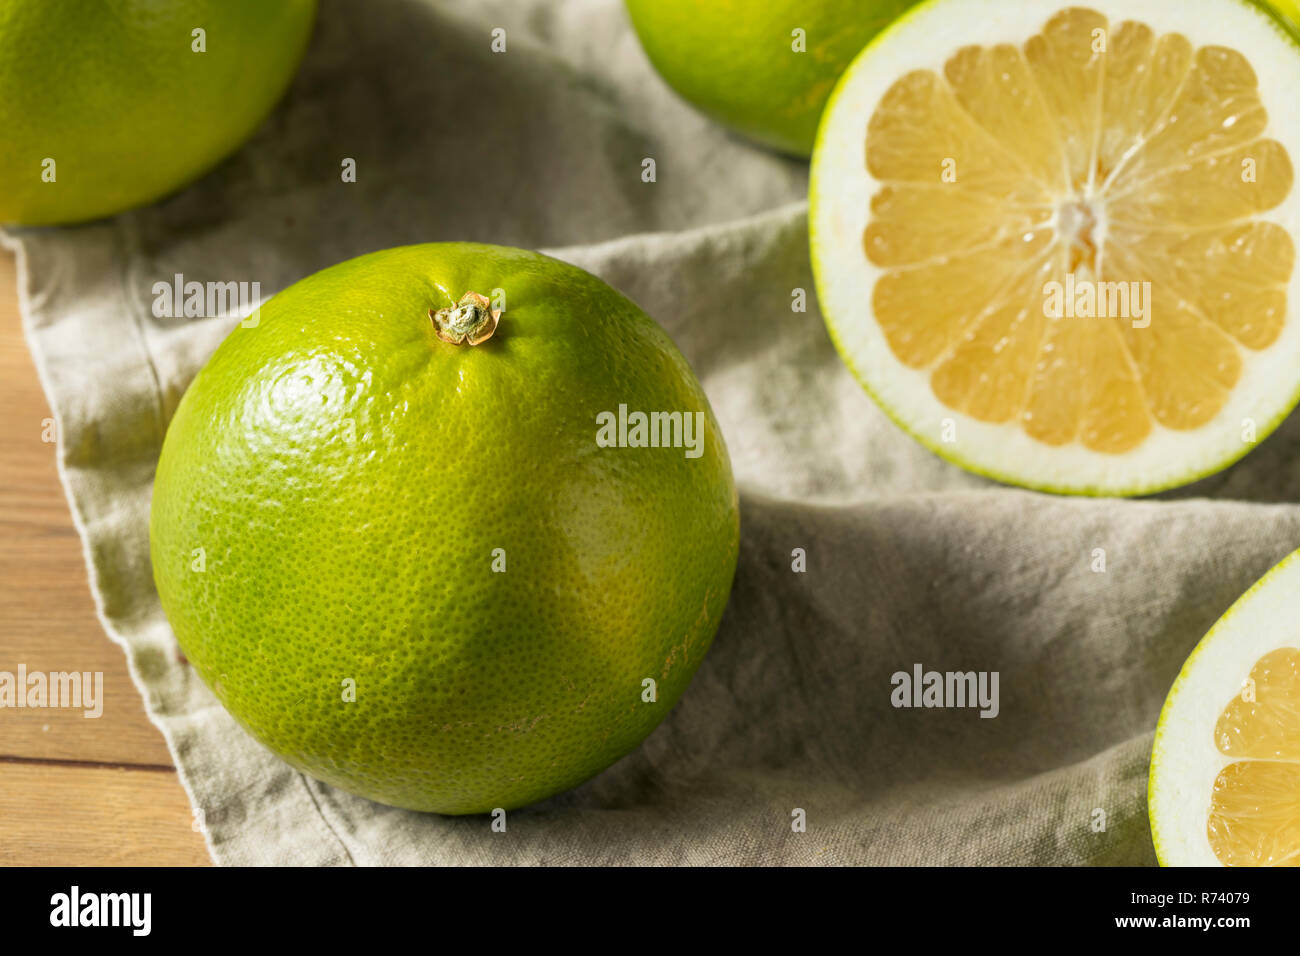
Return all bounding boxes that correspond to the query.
[430,291,501,346]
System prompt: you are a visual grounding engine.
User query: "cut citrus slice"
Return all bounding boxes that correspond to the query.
[1150,550,1300,865]
[811,0,1300,494]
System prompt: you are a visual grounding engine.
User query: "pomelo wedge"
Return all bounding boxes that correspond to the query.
[1149,550,1300,866]
[811,0,1300,495]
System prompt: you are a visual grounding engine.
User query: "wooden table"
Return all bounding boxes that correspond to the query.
[0,250,210,865]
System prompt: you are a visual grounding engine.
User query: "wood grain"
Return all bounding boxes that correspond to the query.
[0,760,210,866]
[0,249,210,865]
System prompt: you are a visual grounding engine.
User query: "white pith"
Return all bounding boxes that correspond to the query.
[1149,549,1300,867]
[810,0,1300,494]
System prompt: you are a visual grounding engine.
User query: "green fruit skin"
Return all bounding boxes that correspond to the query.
[1257,0,1300,37]
[625,0,919,157]
[0,0,316,225]
[150,243,740,815]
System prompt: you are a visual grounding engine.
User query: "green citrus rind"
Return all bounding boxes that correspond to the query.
[0,0,317,225]
[151,242,740,814]
[624,0,919,157]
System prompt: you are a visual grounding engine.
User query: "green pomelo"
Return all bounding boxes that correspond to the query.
[150,243,740,814]
[624,0,919,157]
[0,0,316,225]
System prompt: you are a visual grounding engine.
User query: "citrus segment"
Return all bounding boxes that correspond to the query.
[1205,647,1300,865]
[943,45,1067,192]
[866,70,1054,203]
[1208,761,1300,866]
[1214,648,1300,757]
[1023,9,1107,190]
[1096,27,1192,175]
[1106,223,1293,351]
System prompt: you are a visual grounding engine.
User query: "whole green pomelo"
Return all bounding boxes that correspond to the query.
[150,243,740,815]
[624,0,919,157]
[0,0,316,225]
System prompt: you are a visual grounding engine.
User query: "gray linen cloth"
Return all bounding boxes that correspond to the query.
[8,0,1300,865]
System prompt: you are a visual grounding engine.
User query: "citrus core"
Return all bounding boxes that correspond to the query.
[150,243,740,814]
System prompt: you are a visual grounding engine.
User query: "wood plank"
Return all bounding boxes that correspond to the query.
[0,760,210,866]
[1,249,213,863]
[0,250,175,766]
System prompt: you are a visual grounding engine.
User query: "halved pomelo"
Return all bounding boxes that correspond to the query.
[811,0,1300,495]
[1149,550,1300,866]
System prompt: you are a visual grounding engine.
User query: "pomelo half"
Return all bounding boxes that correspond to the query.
[811,0,1300,495]
[0,0,317,225]
[150,243,740,814]
[1149,550,1300,866]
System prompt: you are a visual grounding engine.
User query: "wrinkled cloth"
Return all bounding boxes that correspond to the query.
[9,0,1300,866]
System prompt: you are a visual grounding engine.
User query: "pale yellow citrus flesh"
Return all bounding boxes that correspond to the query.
[863,7,1295,454]
[1207,647,1300,865]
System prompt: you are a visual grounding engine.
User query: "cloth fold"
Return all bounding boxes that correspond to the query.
[8,0,1300,865]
